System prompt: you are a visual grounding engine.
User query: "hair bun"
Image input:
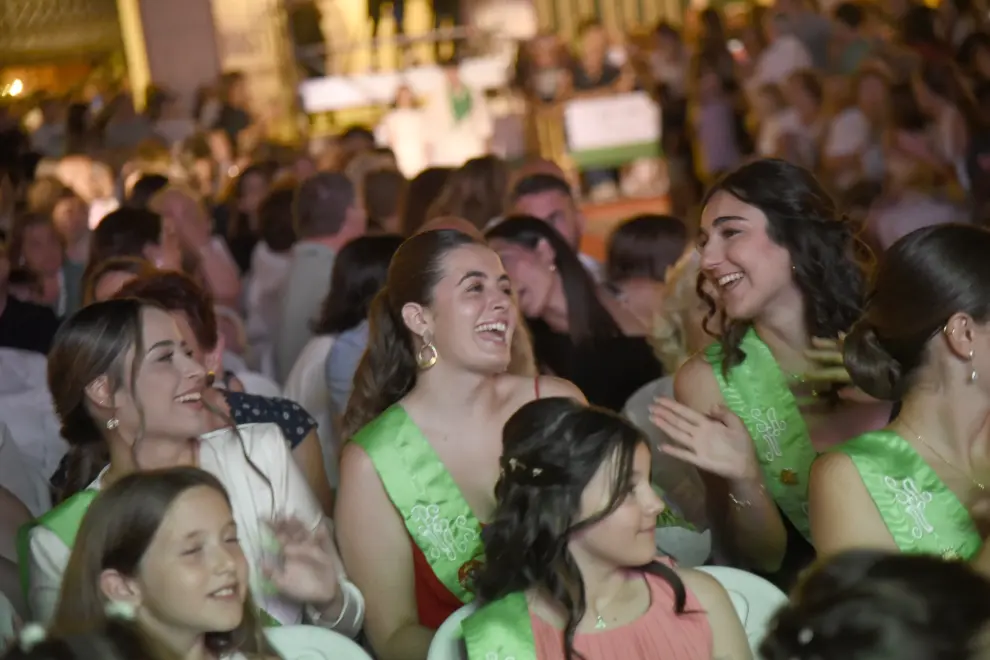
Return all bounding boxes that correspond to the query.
[843,320,902,401]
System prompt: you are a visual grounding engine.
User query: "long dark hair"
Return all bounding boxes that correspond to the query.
[47,299,150,502]
[312,234,403,335]
[486,215,621,345]
[1,619,179,660]
[51,468,274,658]
[342,229,483,438]
[701,159,870,373]
[844,224,990,400]
[762,550,990,660]
[474,397,686,660]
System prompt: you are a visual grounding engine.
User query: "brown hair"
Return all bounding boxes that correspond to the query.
[51,467,273,658]
[7,212,64,268]
[258,186,297,253]
[343,229,484,437]
[427,155,509,231]
[294,172,356,239]
[115,271,219,352]
[82,257,158,306]
[47,300,151,502]
[363,169,407,233]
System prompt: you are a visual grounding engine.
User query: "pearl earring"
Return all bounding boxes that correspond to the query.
[970,350,979,383]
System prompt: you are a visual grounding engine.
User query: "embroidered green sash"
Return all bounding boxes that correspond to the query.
[831,430,981,560]
[352,404,484,603]
[461,592,536,660]
[705,327,817,540]
[17,489,283,627]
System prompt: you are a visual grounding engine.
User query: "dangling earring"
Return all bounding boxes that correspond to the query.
[416,331,439,369]
[971,350,979,383]
[106,417,119,430]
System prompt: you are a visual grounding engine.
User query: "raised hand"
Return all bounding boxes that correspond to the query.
[803,336,878,404]
[263,518,341,609]
[649,397,760,481]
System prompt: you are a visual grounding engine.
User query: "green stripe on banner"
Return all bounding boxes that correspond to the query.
[570,142,662,169]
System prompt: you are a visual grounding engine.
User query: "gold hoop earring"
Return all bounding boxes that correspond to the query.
[416,333,438,369]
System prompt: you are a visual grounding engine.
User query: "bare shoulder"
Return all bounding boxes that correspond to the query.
[673,352,722,410]
[810,450,860,487]
[674,566,725,603]
[495,373,588,404]
[338,442,379,486]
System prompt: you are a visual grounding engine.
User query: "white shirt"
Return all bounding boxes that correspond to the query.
[27,423,364,634]
[424,83,494,168]
[751,35,813,88]
[376,109,428,179]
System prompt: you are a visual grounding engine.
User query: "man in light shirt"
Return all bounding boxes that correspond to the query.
[274,173,366,383]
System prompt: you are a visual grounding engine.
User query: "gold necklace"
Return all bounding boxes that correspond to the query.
[901,421,985,491]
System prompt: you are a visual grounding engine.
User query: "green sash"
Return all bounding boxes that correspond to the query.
[17,489,283,627]
[17,490,99,601]
[705,327,817,540]
[461,592,536,660]
[352,404,484,603]
[831,430,982,560]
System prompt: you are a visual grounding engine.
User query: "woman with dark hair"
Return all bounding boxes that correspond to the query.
[761,550,990,660]
[487,216,662,411]
[426,155,509,231]
[401,167,453,235]
[463,398,749,660]
[336,229,583,660]
[812,224,990,560]
[216,164,274,274]
[50,468,279,659]
[23,300,361,633]
[86,207,189,278]
[316,234,404,427]
[651,159,889,581]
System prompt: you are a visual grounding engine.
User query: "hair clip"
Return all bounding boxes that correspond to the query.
[504,457,544,478]
[19,623,47,652]
[105,599,137,621]
[798,627,814,645]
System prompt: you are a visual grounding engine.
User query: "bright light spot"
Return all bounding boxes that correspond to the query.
[9,79,23,96]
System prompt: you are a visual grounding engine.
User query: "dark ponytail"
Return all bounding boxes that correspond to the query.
[341,229,483,439]
[842,320,904,401]
[57,407,111,503]
[342,287,417,439]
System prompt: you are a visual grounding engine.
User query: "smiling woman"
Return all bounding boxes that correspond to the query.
[650,159,888,586]
[336,229,584,660]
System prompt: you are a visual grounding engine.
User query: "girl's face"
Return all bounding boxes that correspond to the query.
[489,238,555,319]
[53,196,90,243]
[20,222,64,275]
[109,307,211,446]
[698,191,796,322]
[569,444,664,568]
[407,244,517,375]
[109,486,248,651]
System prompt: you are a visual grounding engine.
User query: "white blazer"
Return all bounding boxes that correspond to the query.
[424,82,494,168]
[27,423,364,635]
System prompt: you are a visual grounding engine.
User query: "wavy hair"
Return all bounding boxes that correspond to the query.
[474,397,686,660]
[342,229,483,438]
[762,550,990,660]
[700,159,870,373]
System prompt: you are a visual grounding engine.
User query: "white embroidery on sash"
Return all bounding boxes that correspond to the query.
[884,476,934,539]
[751,407,785,461]
[410,504,479,561]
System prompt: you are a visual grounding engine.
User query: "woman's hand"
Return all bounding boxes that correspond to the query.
[650,398,760,481]
[264,518,341,610]
[803,336,878,404]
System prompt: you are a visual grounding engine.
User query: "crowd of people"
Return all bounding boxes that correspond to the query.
[3,0,990,659]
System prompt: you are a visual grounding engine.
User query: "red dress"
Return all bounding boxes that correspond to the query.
[412,377,542,630]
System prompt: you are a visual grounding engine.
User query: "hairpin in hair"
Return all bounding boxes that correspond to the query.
[19,623,47,652]
[105,599,137,621]
[502,457,543,478]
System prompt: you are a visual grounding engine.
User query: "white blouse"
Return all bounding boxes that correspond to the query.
[27,423,364,635]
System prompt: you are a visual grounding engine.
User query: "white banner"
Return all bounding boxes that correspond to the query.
[564,92,662,154]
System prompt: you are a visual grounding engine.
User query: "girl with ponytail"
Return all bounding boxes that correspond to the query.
[337,229,583,660]
[24,299,362,638]
[811,224,990,562]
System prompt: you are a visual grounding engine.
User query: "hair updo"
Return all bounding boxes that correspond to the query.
[843,224,990,400]
[761,550,990,660]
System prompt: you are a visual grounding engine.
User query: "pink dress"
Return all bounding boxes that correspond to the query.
[531,560,713,660]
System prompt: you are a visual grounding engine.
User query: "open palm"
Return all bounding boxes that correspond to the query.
[649,398,760,481]
[264,518,340,607]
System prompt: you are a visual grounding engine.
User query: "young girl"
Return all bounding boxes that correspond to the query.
[463,397,751,660]
[24,300,362,634]
[50,467,278,659]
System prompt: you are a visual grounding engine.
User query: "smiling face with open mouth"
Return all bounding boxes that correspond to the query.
[697,190,798,323]
[411,243,518,374]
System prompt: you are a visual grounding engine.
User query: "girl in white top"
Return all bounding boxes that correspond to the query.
[376,85,427,179]
[26,299,363,636]
[48,468,282,660]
